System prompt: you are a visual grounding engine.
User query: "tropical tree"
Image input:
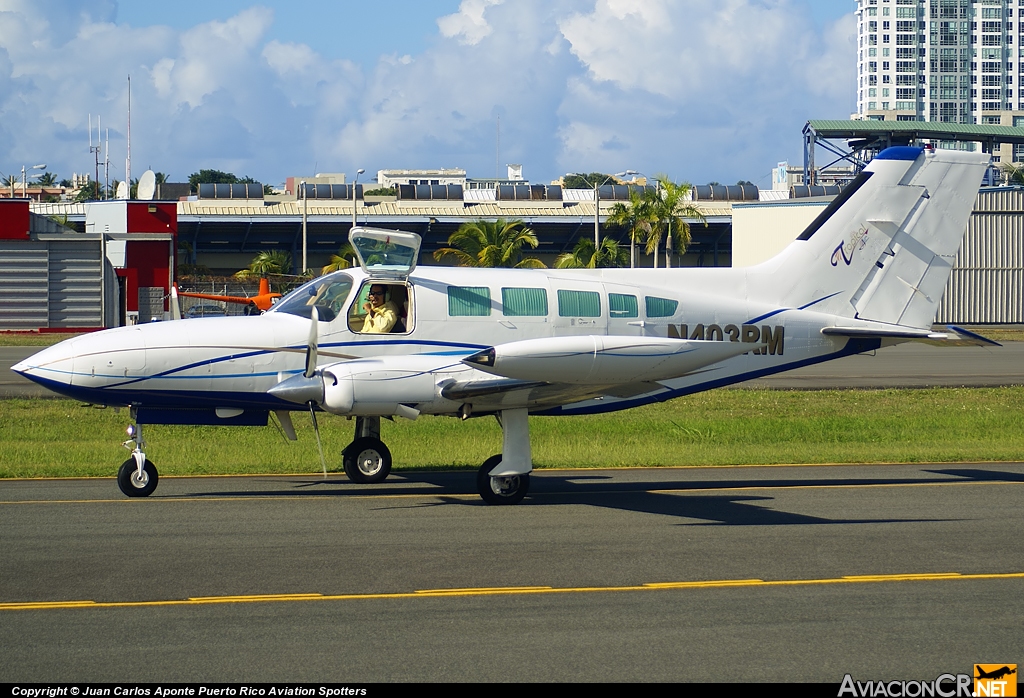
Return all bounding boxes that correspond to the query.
[234,250,292,279]
[1000,162,1024,185]
[563,172,618,189]
[433,218,546,268]
[74,181,103,202]
[37,172,57,187]
[321,243,357,274]
[607,189,656,268]
[555,236,629,269]
[645,176,707,268]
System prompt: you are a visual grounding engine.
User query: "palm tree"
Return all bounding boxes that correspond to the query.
[607,190,655,268]
[645,177,707,268]
[433,218,546,268]
[235,250,292,279]
[1000,162,1024,185]
[37,172,57,187]
[555,236,629,269]
[321,243,357,275]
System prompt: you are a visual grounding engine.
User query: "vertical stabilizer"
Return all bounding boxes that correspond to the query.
[759,146,988,329]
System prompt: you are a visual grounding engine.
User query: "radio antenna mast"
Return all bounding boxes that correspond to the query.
[104,127,110,201]
[125,75,131,199]
[89,114,101,198]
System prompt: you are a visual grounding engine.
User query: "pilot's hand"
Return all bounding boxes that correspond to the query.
[362,302,372,313]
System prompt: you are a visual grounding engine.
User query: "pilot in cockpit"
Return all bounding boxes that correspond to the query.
[360,284,399,334]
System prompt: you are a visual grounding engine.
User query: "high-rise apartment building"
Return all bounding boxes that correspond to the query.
[855,0,1024,162]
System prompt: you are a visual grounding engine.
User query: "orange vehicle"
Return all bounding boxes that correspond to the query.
[176,277,281,314]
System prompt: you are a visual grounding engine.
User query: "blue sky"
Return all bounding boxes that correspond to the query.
[0,1,857,189]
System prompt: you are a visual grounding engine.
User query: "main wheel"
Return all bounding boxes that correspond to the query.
[117,458,158,497]
[476,454,530,505]
[343,437,392,483]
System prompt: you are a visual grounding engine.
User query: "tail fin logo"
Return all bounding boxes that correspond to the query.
[831,227,869,267]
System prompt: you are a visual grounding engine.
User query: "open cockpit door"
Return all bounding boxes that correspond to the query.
[350,227,421,281]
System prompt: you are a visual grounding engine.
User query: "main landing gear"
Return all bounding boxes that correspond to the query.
[117,410,159,497]
[342,416,392,484]
[475,408,532,505]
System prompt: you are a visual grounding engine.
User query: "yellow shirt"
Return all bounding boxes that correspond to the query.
[361,300,399,333]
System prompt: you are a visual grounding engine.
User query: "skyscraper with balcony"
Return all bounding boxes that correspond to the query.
[856,0,1024,161]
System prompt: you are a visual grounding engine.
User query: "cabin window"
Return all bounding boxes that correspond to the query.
[608,293,638,318]
[271,272,353,322]
[645,296,679,318]
[501,287,548,316]
[348,282,410,333]
[558,290,601,318]
[448,286,491,316]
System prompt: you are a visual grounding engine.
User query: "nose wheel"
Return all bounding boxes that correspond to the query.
[117,458,159,497]
[117,412,159,497]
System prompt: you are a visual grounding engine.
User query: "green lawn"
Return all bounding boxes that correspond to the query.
[1,387,1021,478]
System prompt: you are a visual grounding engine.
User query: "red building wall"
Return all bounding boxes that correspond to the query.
[0,200,30,240]
[126,202,176,234]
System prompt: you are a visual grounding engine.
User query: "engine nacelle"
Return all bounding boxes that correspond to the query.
[463,335,755,384]
[321,360,438,416]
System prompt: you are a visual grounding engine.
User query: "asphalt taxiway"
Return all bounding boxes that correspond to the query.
[1,464,1022,682]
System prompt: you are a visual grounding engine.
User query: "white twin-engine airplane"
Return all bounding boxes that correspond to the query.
[13,146,997,504]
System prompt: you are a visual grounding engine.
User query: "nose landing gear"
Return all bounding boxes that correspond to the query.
[117,410,159,497]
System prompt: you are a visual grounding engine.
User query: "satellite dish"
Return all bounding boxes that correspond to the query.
[116,181,128,199]
[138,170,156,201]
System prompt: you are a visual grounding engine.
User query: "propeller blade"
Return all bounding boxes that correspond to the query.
[169,284,182,321]
[304,306,319,378]
[308,402,327,480]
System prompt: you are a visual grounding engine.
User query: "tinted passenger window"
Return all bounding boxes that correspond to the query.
[645,296,679,318]
[608,293,638,318]
[502,287,548,316]
[558,290,601,317]
[448,286,490,316]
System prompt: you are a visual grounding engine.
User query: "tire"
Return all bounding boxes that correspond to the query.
[117,458,158,497]
[476,454,530,505]
[343,437,392,483]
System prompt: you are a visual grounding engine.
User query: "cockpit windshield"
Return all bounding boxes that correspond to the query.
[270,272,354,322]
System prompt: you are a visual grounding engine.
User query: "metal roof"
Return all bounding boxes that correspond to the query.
[806,119,1024,144]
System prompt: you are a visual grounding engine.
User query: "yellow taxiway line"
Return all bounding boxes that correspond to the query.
[2,571,1022,612]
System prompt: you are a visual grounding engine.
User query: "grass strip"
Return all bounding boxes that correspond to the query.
[1,387,1022,478]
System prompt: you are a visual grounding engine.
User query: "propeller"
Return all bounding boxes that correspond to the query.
[268,307,328,479]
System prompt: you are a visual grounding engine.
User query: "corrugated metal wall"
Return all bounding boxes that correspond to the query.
[0,238,103,330]
[47,240,102,328]
[0,241,49,329]
[937,189,1024,324]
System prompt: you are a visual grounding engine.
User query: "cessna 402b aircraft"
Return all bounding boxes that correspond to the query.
[12,146,996,504]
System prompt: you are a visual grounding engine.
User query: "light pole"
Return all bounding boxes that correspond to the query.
[21,164,46,199]
[352,168,364,229]
[301,180,308,273]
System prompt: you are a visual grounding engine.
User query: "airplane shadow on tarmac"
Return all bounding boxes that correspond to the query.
[166,465,1024,526]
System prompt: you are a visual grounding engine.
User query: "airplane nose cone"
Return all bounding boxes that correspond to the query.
[268,373,324,405]
[10,343,75,386]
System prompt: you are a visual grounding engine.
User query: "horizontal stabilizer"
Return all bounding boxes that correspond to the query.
[463,335,752,385]
[822,324,1001,347]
